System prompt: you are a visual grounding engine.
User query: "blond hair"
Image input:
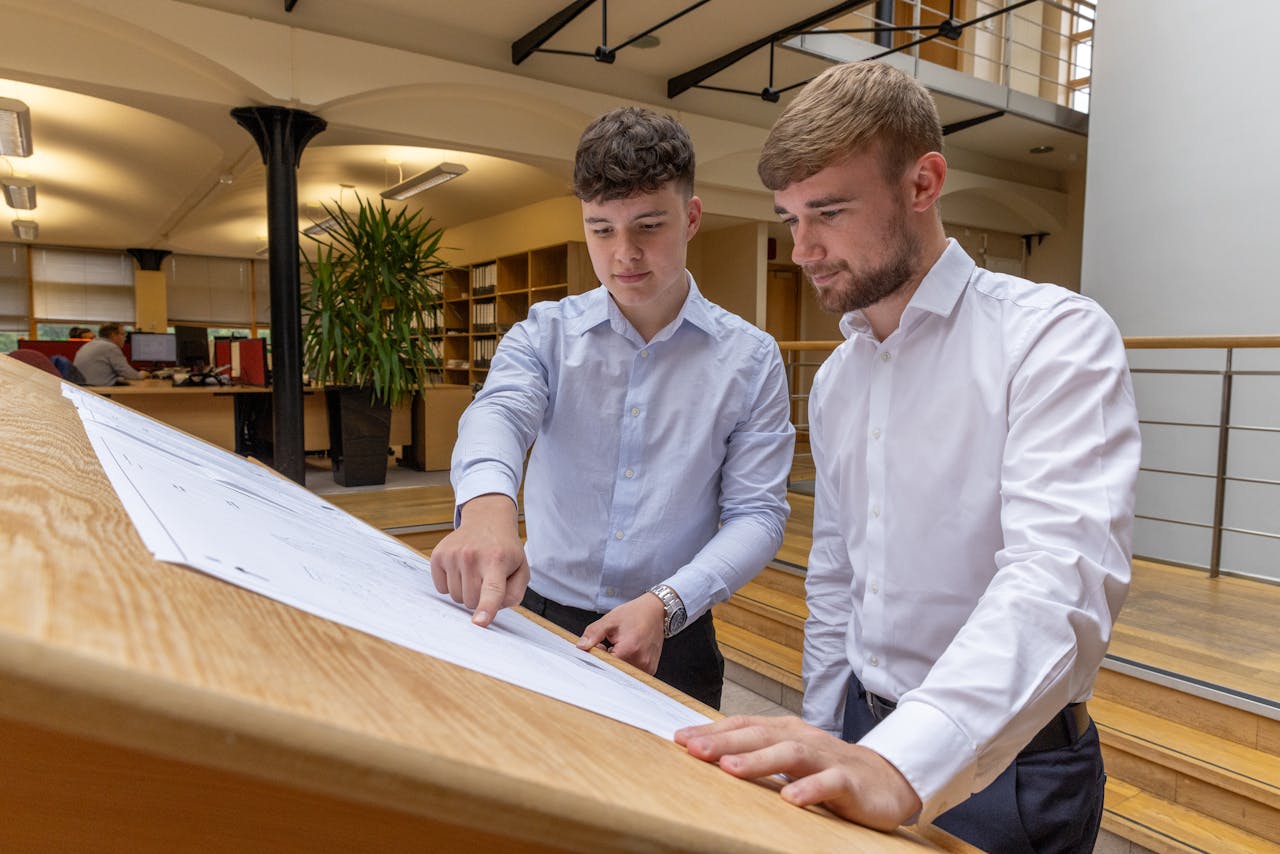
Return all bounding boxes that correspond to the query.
[758,61,942,190]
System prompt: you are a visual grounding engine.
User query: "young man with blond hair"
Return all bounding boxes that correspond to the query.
[431,107,794,709]
[677,61,1140,851]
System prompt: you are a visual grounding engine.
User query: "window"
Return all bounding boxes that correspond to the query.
[1068,1,1095,112]
[0,243,29,342]
[36,323,78,339]
[166,254,254,326]
[31,247,134,324]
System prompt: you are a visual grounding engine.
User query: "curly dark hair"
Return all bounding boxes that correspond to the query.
[573,107,695,202]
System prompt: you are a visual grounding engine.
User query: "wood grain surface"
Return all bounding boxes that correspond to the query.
[0,357,966,853]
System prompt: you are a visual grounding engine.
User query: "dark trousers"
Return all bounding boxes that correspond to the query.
[842,677,1105,853]
[521,588,725,709]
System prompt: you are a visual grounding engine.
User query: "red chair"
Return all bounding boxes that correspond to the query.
[7,348,63,377]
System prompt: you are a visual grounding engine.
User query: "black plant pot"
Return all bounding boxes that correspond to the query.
[326,386,392,487]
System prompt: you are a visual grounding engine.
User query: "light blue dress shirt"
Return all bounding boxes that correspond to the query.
[451,275,794,620]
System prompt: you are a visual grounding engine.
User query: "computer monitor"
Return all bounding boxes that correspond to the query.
[173,325,211,369]
[128,332,177,363]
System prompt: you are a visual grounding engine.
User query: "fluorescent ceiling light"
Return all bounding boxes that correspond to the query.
[11,219,38,240]
[380,162,468,201]
[0,98,33,157]
[302,216,339,237]
[2,177,36,210]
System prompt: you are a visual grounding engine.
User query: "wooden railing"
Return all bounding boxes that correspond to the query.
[778,336,1280,580]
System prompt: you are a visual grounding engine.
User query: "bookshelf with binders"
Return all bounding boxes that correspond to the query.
[427,241,595,387]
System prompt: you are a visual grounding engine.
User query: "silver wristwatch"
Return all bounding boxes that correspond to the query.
[649,583,687,638]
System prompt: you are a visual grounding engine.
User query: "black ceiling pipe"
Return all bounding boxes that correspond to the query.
[231,106,326,486]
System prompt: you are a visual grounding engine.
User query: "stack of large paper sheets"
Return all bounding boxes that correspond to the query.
[64,385,708,739]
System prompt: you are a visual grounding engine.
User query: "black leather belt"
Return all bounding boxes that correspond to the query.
[865,691,1091,754]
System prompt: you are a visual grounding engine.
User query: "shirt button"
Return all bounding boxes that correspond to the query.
[630,407,641,417]
[871,504,881,518]
[615,530,625,540]
[606,587,618,597]
[624,468,635,479]
[880,352,891,362]
[639,350,649,359]
[870,582,879,594]
[871,428,881,440]
[869,655,880,667]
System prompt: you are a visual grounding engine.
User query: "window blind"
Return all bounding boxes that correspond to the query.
[252,259,271,325]
[31,247,133,323]
[166,254,253,325]
[0,242,30,330]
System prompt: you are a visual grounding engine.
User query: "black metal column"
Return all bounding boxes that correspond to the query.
[231,106,326,485]
[126,249,171,271]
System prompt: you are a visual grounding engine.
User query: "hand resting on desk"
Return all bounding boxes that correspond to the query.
[430,493,529,627]
[675,715,922,831]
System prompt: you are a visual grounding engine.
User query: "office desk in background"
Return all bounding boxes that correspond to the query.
[0,358,968,853]
[94,379,470,471]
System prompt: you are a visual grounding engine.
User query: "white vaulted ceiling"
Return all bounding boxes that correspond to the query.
[0,0,1086,258]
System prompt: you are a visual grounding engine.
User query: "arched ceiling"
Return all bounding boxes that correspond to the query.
[1,0,1088,259]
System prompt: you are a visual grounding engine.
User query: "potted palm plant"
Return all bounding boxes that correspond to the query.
[302,194,448,486]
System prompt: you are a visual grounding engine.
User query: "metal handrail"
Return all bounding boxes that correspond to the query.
[808,0,1097,110]
[778,336,1280,579]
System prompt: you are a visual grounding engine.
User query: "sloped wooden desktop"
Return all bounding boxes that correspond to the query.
[0,358,966,853]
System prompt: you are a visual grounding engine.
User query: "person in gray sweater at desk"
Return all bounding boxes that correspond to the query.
[74,323,150,386]
[430,107,795,709]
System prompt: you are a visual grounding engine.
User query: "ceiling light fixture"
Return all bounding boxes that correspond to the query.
[11,218,38,240]
[380,162,468,201]
[302,216,339,237]
[1029,145,1055,154]
[2,177,36,209]
[0,98,33,157]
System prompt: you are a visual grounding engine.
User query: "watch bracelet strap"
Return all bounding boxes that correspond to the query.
[650,583,686,637]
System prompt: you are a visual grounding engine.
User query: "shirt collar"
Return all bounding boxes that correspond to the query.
[567,271,712,341]
[839,238,974,341]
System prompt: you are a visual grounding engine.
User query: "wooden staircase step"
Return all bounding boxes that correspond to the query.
[1103,778,1280,854]
[714,600,804,651]
[715,622,802,693]
[1096,667,1280,757]
[752,565,807,600]
[733,580,807,623]
[1093,697,1280,843]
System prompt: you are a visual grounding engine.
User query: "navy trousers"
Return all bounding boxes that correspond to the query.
[521,587,725,709]
[842,678,1105,853]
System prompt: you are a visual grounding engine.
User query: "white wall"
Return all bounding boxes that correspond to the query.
[1082,2,1280,335]
[1083,2,1280,581]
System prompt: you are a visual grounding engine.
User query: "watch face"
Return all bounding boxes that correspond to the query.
[668,608,687,635]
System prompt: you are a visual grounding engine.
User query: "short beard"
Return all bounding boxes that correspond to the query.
[805,212,920,315]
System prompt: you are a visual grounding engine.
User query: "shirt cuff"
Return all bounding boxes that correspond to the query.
[662,566,717,624]
[856,699,977,824]
[452,469,518,527]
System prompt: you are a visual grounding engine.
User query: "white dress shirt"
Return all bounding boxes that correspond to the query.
[803,240,1140,822]
[452,275,794,620]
